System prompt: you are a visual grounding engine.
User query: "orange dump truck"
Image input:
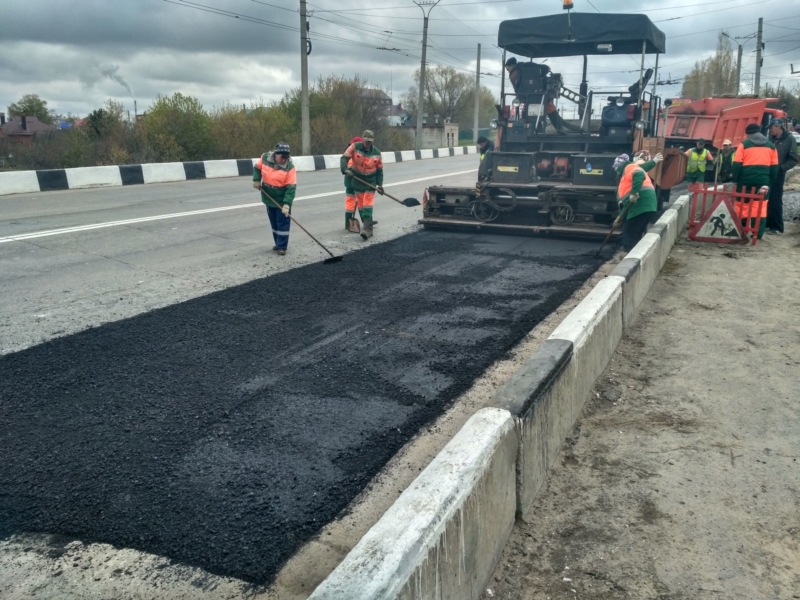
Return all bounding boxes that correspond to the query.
[651,96,788,189]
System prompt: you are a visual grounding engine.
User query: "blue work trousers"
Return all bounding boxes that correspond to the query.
[266,205,291,249]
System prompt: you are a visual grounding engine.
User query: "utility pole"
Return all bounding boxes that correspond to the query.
[473,43,481,144]
[300,0,310,155]
[736,44,743,94]
[414,0,441,151]
[722,32,742,94]
[755,17,763,96]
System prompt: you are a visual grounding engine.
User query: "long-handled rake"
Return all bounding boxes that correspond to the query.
[350,175,421,207]
[260,187,343,265]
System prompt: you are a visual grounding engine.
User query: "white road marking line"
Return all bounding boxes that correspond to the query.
[0,168,477,244]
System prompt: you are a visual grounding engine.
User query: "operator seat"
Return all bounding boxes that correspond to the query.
[601,68,653,130]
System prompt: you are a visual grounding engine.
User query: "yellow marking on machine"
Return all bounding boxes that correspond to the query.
[497,166,519,173]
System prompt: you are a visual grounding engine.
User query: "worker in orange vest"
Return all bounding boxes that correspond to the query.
[613,152,663,251]
[253,142,296,255]
[344,135,363,231]
[731,123,778,239]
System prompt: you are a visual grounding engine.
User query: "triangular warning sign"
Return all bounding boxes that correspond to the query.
[690,195,744,243]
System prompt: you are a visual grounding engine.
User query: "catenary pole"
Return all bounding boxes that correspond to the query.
[414,1,441,151]
[300,0,311,155]
[473,43,481,144]
[755,17,763,96]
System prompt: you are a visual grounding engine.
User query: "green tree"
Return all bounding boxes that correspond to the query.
[762,83,800,118]
[8,94,54,124]
[141,93,214,161]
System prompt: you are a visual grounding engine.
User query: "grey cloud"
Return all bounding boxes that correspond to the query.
[3,0,786,115]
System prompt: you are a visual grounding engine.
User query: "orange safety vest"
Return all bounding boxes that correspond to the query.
[256,155,297,189]
[733,142,778,168]
[345,143,383,176]
[617,163,654,199]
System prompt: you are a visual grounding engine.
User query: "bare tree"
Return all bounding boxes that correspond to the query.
[403,66,474,123]
[681,32,738,99]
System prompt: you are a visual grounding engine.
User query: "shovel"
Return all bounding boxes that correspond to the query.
[350,175,421,207]
[595,196,631,257]
[260,187,343,265]
[347,204,361,234]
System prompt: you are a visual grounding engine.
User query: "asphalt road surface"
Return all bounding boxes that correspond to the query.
[0,154,477,355]
[1,156,606,587]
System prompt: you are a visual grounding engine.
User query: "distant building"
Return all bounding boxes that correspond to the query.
[360,88,393,115]
[0,113,54,144]
[387,103,411,127]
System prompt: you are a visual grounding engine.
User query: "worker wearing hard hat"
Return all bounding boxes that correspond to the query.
[684,139,714,187]
[714,139,735,183]
[731,123,779,239]
[613,152,664,251]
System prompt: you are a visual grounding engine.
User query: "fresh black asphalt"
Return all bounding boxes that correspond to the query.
[0,231,605,585]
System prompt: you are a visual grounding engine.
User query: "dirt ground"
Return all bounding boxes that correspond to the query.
[482,223,800,600]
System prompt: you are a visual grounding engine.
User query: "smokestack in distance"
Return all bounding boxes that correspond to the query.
[0,112,5,125]
[21,114,27,130]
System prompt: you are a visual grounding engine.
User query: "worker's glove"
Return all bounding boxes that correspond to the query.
[253,181,261,190]
[629,193,639,204]
[281,204,290,217]
[653,153,663,164]
[758,186,769,196]
[613,216,623,228]
[376,185,385,195]
[344,169,354,177]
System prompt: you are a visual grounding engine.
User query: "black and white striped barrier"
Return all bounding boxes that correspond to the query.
[0,146,477,196]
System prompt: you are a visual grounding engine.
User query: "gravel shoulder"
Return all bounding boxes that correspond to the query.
[483,222,800,600]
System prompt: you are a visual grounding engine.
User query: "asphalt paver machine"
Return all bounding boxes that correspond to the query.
[421,12,682,239]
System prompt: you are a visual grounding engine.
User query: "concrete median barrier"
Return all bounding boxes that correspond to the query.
[310,190,688,599]
[548,276,624,422]
[141,162,186,184]
[622,232,661,318]
[291,155,316,172]
[492,338,573,515]
[672,194,691,231]
[0,171,41,195]
[64,166,123,189]
[0,147,473,196]
[309,408,518,600]
[202,159,239,179]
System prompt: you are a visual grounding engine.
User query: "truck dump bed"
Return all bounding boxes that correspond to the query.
[663,97,778,149]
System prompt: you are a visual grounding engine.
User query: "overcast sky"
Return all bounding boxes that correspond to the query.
[2,0,798,119]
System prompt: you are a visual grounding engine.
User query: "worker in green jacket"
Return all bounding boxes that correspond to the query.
[341,130,384,240]
[731,123,778,239]
[253,142,296,255]
[613,152,663,251]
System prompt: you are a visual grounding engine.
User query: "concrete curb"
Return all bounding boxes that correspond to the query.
[309,194,690,599]
[308,408,517,600]
[0,146,478,197]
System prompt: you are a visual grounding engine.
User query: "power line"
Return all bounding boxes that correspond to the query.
[653,0,768,23]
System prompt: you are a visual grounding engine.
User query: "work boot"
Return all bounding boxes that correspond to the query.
[360,218,373,240]
[276,249,286,256]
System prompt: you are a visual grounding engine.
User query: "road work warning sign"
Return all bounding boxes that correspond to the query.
[690,195,744,243]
